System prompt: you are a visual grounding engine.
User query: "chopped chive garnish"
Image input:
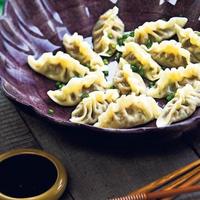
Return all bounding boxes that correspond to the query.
[108,33,113,39]
[148,81,156,88]
[107,43,117,55]
[58,84,65,89]
[107,49,114,56]
[130,60,138,66]
[103,70,109,76]
[115,51,122,61]
[103,58,109,65]
[48,108,54,115]
[56,81,65,89]
[56,81,61,86]
[131,64,145,77]
[81,93,89,99]
[129,31,135,37]
[138,68,145,77]
[117,31,135,46]
[122,34,129,40]
[145,38,153,48]
[166,92,175,102]
[131,64,139,73]
[85,63,91,68]
[195,31,200,36]
[110,43,116,49]
[117,37,124,46]
[110,85,116,89]
[117,35,128,46]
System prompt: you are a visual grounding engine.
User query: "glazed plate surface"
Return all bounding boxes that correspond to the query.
[0,0,200,136]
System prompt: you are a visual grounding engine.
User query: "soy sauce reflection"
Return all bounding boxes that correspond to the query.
[0,154,57,198]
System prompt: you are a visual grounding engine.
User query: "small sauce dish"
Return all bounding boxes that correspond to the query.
[0,148,67,200]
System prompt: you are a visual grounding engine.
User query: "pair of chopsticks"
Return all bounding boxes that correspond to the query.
[109,160,200,200]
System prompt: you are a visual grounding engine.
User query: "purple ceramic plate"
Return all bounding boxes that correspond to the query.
[0,0,200,137]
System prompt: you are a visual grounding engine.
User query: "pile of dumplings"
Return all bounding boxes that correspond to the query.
[27,7,200,129]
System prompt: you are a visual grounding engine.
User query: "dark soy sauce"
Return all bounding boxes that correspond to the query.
[0,154,57,198]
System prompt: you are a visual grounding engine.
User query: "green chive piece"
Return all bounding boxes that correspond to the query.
[130,60,138,66]
[85,63,90,69]
[138,68,145,77]
[117,34,128,46]
[85,63,91,68]
[58,84,65,89]
[166,92,175,102]
[110,85,116,89]
[103,70,109,76]
[131,64,139,73]
[56,81,65,89]
[115,51,122,61]
[195,31,200,36]
[110,43,116,49]
[107,49,114,56]
[117,31,135,46]
[56,81,61,87]
[131,64,145,77]
[103,58,109,65]
[48,108,54,115]
[81,93,89,99]
[122,34,129,40]
[117,37,124,46]
[129,31,135,37]
[108,33,113,39]
[149,81,156,88]
[145,38,153,48]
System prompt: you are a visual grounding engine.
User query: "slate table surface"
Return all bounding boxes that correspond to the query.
[0,0,200,199]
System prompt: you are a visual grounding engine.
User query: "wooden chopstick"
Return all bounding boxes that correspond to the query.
[162,166,200,191]
[110,185,200,200]
[163,172,200,200]
[129,160,200,195]
[147,185,200,200]
[109,160,200,200]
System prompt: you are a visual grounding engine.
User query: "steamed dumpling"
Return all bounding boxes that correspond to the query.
[63,33,104,70]
[148,63,200,98]
[113,58,146,95]
[176,25,200,63]
[28,10,199,130]
[143,40,191,68]
[94,94,162,128]
[133,17,188,45]
[157,84,200,127]
[47,71,108,106]
[92,6,124,56]
[70,89,119,124]
[28,51,89,82]
[121,42,162,81]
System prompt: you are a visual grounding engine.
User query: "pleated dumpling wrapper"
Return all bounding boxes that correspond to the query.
[28,51,89,82]
[133,17,188,45]
[70,89,119,125]
[157,84,200,127]
[92,6,124,57]
[95,94,162,129]
[63,33,104,70]
[143,40,191,68]
[176,25,200,63]
[148,63,200,99]
[47,71,108,106]
[113,58,146,95]
[121,42,162,81]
